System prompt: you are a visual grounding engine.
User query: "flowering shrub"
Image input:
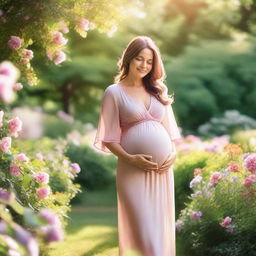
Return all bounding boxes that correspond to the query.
[0,110,81,255]
[176,143,256,256]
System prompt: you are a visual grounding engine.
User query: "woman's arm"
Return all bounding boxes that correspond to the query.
[103,142,132,162]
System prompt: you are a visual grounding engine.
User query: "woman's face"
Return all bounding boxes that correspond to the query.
[129,48,153,79]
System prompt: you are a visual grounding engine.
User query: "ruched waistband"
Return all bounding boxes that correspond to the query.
[121,118,161,131]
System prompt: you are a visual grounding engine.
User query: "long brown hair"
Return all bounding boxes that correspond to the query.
[114,36,174,105]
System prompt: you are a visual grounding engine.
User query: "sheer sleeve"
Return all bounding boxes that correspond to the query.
[93,87,121,154]
[161,103,182,141]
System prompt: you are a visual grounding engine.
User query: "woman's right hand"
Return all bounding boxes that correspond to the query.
[127,154,158,172]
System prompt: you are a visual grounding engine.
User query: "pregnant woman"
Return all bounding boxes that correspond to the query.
[94,36,181,256]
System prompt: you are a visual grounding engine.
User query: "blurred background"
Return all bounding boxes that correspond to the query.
[1,0,256,255]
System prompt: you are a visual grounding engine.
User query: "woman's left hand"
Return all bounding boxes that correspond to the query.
[156,152,177,174]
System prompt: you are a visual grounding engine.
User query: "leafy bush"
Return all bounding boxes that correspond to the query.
[176,143,256,256]
[66,144,116,191]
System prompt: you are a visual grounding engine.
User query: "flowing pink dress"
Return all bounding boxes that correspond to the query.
[94,83,181,256]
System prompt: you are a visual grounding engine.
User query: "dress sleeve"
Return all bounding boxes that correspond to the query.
[93,87,121,154]
[161,103,182,141]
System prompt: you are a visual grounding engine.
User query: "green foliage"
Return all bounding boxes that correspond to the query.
[66,143,116,191]
[174,150,211,217]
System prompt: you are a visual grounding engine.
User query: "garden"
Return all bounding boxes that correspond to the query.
[1,0,256,255]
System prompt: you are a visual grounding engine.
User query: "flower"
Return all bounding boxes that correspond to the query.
[194,168,203,176]
[189,175,202,188]
[36,152,43,161]
[58,20,69,34]
[47,50,66,65]
[0,137,12,153]
[34,172,49,184]
[36,186,51,199]
[52,31,68,45]
[13,82,23,91]
[9,164,21,176]
[16,153,29,162]
[244,154,256,174]
[242,152,250,161]
[219,216,232,227]
[210,172,222,185]
[20,57,30,64]
[22,49,34,60]
[78,18,90,31]
[191,211,202,220]
[8,117,22,137]
[38,209,61,226]
[43,225,64,243]
[243,175,256,187]
[0,76,15,102]
[7,36,22,50]
[228,162,239,172]
[0,188,14,203]
[0,61,19,83]
[70,163,81,173]
[175,220,184,232]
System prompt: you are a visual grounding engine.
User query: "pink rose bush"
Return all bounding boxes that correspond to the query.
[176,143,256,254]
[36,186,51,199]
[34,172,49,184]
[7,36,22,50]
[8,117,22,137]
[0,136,12,153]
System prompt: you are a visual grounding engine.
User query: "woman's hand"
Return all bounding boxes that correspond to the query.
[128,154,158,172]
[156,152,177,174]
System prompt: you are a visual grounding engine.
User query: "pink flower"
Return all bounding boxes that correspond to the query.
[0,137,12,153]
[52,31,68,45]
[0,110,4,127]
[20,58,30,64]
[219,216,232,227]
[0,61,19,84]
[13,82,23,91]
[70,163,81,173]
[0,76,15,103]
[36,153,43,161]
[22,49,33,60]
[191,211,202,220]
[34,172,49,184]
[0,188,14,203]
[43,225,64,243]
[59,20,69,34]
[9,164,21,176]
[53,50,66,65]
[244,154,256,174]
[36,186,51,199]
[8,117,22,137]
[228,163,239,172]
[243,175,256,187]
[210,172,222,185]
[78,18,90,31]
[242,152,250,161]
[16,153,29,162]
[7,36,22,50]
[194,168,203,176]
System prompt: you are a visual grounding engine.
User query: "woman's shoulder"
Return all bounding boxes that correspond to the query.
[104,83,119,95]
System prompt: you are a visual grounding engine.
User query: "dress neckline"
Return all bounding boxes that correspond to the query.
[117,83,152,112]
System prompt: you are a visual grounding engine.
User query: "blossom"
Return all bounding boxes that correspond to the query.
[70,163,81,173]
[0,188,14,203]
[47,50,66,65]
[243,175,256,187]
[36,186,51,199]
[58,20,69,34]
[219,216,232,227]
[16,153,29,162]
[8,117,22,137]
[9,164,21,176]
[175,220,184,232]
[20,57,30,64]
[0,76,15,102]
[22,49,34,60]
[189,175,202,188]
[7,36,22,50]
[78,18,90,31]
[0,137,12,153]
[0,220,8,233]
[191,211,202,220]
[210,172,222,185]
[0,61,19,83]
[13,82,23,91]
[36,152,43,161]
[243,152,250,161]
[244,154,256,174]
[43,225,64,243]
[52,31,68,45]
[38,209,61,226]
[194,168,203,176]
[0,110,4,127]
[228,162,239,172]
[34,172,49,184]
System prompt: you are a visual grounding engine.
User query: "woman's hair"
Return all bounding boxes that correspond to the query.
[114,36,174,105]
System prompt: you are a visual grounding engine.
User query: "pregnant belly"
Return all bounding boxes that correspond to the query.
[120,120,173,167]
